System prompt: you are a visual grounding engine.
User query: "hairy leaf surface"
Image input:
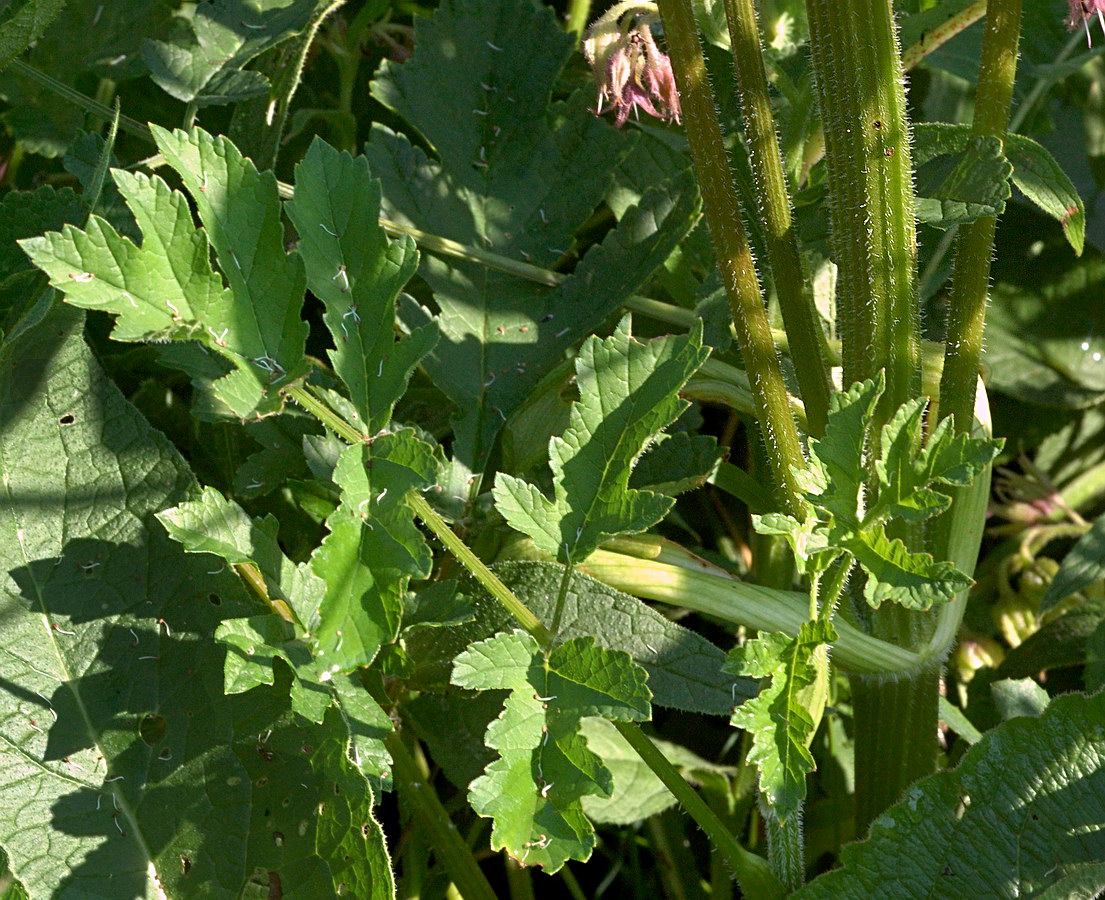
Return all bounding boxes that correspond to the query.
[286,137,435,434]
[796,690,1105,899]
[0,305,391,897]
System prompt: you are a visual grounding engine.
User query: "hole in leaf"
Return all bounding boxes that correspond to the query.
[272,831,284,848]
[208,594,221,606]
[139,713,166,746]
[180,855,192,876]
[158,747,172,761]
[59,414,75,425]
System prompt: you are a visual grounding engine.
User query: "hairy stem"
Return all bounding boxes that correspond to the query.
[387,731,499,900]
[722,0,831,435]
[938,0,1023,433]
[805,0,921,419]
[656,0,807,518]
[613,722,785,899]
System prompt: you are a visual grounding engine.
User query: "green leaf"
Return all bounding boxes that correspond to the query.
[758,374,997,610]
[843,528,973,610]
[0,304,391,897]
[310,436,436,671]
[452,630,650,871]
[869,404,1001,524]
[795,690,1105,899]
[726,621,835,822]
[579,717,737,825]
[913,124,1086,253]
[0,0,67,71]
[914,134,1011,228]
[990,677,1050,721]
[1041,513,1105,612]
[157,486,324,630]
[988,258,1105,408]
[367,0,699,471]
[494,318,709,563]
[286,137,435,434]
[152,125,310,411]
[629,431,725,496]
[1005,134,1086,256]
[20,126,310,418]
[141,0,318,106]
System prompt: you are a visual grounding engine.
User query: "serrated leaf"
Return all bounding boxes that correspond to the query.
[286,137,435,434]
[913,124,1085,253]
[0,0,66,69]
[141,0,317,106]
[795,690,1105,899]
[494,318,708,563]
[21,126,310,418]
[869,401,1001,524]
[914,135,1011,228]
[1041,513,1105,612]
[152,125,310,411]
[452,630,650,871]
[758,374,997,611]
[157,486,324,630]
[629,431,725,496]
[367,0,699,471]
[0,304,390,897]
[727,621,835,821]
[844,528,973,610]
[1005,133,1085,255]
[310,437,436,671]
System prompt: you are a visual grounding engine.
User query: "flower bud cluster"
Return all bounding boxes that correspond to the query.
[583,5,680,129]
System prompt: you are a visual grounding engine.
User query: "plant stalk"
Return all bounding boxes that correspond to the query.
[387,731,499,900]
[613,722,785,899]
[722,0,831,436]
[656,0,807,518]
[805,0,921,418]
[938,0,1023,434]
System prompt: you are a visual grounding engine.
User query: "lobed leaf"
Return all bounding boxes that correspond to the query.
[727,621,836,821]
[367,0,699,472]
[494,317,709,563]
[142,0,318,106]
[452,630,650,871]
[0,304,391,897]
[286,137,435,434]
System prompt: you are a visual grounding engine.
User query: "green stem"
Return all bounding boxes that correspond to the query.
[722,0,831,436]
[574,543,925,674]
[566,0,592,34]
[805,0,921,419]
[288,386,551,642]
[410,492,551,644]
[938,0,1023,434]
[387,731,499,900]
[7,59,153,142]
[656,0,807,518]
[612,722,785,900]
[849,671,939,833]
[761,800,804,891]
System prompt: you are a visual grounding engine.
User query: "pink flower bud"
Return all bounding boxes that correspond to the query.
[583,15,681,129]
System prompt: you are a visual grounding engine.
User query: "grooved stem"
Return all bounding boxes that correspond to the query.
[939,0,1023,434]
[656,0,807,517]
[805,0,921,419]
[722,0,831,436]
